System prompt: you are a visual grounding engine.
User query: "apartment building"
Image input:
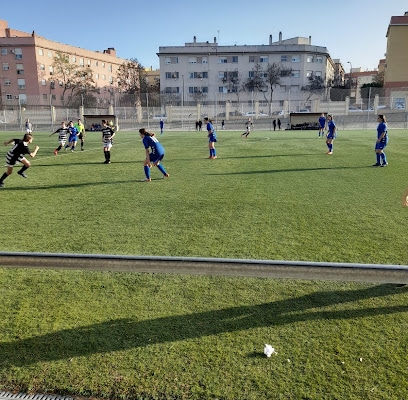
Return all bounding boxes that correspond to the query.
[157,33,336,112]
[384,11,408,108]
[0,19,127,108]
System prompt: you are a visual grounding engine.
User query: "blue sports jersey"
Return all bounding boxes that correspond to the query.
[319,116,326,128]
[327,120,336,138]
[142,135,165,156]
[207,122,217,141]
[377,122,388,142]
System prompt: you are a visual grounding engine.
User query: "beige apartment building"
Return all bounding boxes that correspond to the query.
[384,11,408,108]
[157,33,336,114]
[0,19,126,109]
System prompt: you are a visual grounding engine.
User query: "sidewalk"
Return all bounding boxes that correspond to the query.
[0,392,73,400]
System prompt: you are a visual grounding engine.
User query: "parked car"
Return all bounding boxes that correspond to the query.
[348,106,362,111]
[244,111,268,116]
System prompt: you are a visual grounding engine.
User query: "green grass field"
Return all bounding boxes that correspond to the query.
[0,127,407,399]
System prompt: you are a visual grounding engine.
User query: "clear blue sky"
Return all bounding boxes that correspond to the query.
[2,0,407,71]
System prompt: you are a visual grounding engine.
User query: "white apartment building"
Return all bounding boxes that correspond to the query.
[157,33,336,113]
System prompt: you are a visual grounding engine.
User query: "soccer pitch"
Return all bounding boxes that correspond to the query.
[0,127,407,265]
[1,127,408,399]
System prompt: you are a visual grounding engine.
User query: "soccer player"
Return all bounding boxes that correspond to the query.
[65,121,79,152]
[318,113,326,137]
[373,114,388,167]
[204,117,217,159]
[75,118,85,150]
[25,119,33,134]
[101,119,115,164]
[325,114,336,155]
[241,118,252,138]
[49,121,70,155]
[139,128,169,182]
[159,118,164,135]
[0,133,39,188]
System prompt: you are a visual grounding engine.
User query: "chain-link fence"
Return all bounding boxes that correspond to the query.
[1,90,407,132]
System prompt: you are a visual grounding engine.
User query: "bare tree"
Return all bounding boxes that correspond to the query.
[245,62,291,114]
[302,73,325,101]
[50,52,95,106]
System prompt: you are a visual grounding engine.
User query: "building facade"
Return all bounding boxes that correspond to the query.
[157,33,336,114]
[384,11,408,108]
[0,19,127,109]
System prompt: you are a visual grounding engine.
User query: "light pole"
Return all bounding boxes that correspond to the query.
[145,77,150,130]
[49,80,55,128]
[347,61,353,99]
[181,74,184,131]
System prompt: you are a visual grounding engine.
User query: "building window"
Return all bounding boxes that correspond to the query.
[80,58,84,66]
[315,71,322,77]
[260,56,269,63]
[41,79,46,86]
[219,86,228,93]
[165,87,179,94]
[43,94,47,100]
[231,56,238,63]
[292,55,300,63]
[316,56,323,64]
[281,55,287,62]
[38,48,43,56]
[49,66,54,75]
[17,79,25,89]
[3,63,9,71]
[249,56,256,63]
[291,70,300,78]
[165,57,171,64]
[218,57,227,64]
[95,73,99,79]
[95,60,98,66]
[6,94,12,100]
[39,64,45,70]
[218,72,227,79]
[14,48,22,59]
[16,64,24,74]
[202,57,208,64]
[307,55,314,63]
[4,79,11,86]
[188,57,197,64]
[306,70,313,78]
[48,51,52,58]
[1,49,7,56]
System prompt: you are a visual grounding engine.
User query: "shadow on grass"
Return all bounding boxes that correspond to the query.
[208,165,369,175]
[1,284,406,366]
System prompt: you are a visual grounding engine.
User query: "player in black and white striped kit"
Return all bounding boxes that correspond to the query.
[0,133,39,188]
[49,121,70,155]
[101,119,115,164]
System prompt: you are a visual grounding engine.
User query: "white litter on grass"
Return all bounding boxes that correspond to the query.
[264,344,276,357]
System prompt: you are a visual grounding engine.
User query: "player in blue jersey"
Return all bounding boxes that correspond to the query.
[0,133,39,187]
[373,114,388,167]
[318,113,326,137]
[65,121,79,152]
[49,121,70,155]
[139,128,169,182]
[101,119,115,164]
[325,114,336,154]
[204,117,217,159]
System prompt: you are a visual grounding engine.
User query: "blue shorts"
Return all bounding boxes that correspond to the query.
[375,141,387,150]
[327,133,335,139]
[150,152,164,163]
[208,134,217,142]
